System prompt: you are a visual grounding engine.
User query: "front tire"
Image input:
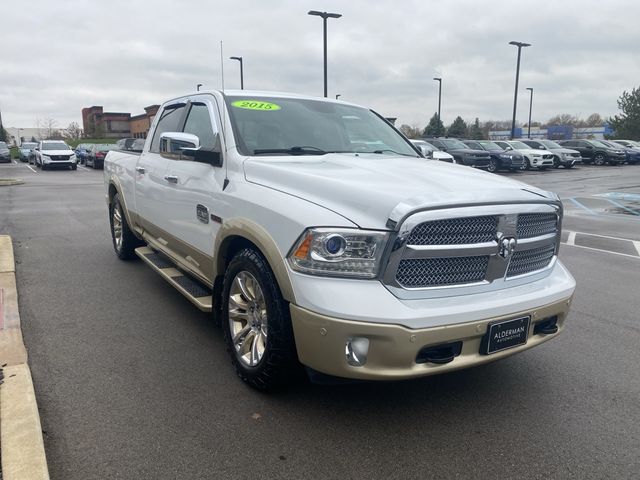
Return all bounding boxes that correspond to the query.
[222,248,300,391]
[521,157,531,171]
[109,193,143,260]
[486,159,498,173]
[553,156,561,168]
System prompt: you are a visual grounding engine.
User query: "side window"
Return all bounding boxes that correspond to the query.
[182,103,217,149]
[150,104,187,153]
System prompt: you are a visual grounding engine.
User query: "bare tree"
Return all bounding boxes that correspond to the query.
[65,122,82,141]
[43,118,58,139]
[398,124,423,139]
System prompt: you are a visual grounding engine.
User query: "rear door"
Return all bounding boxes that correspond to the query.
[134,102,188,240]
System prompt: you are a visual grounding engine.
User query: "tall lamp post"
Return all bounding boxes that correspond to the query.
[508,41,531,140]
[308,10,342,97]
[229,56,244,89]
[526,87,534,139]
[433,77,442,126]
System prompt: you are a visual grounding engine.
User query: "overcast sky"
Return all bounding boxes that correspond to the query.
[2,0,639,130]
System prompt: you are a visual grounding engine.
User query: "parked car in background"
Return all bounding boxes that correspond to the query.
[74,143,92,165]
[19,142,38,162]
[409,139,455,163]
[116,138,137,151]
[422,138,492,168]
[599,140,640,165]
[558,139,626,166]
[494,140,554,170]
[86,144,117,169]
[0,142,12,163]
[521,139,582,169]
[34,140,77,170]
[462,140,525,172]
[612,139,640,150]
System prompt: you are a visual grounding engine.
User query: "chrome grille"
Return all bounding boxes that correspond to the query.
[516,213,557,239]
[507,244,555,277]
[396,256,489,287]
[407,216,498,245]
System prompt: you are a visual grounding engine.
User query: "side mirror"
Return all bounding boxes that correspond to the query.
[161,131,223,167]
[418,145,433,158]
[504,146,513,151]
[585,145,593,149]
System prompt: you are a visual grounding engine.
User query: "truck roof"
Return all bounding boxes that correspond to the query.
[163,89,360,108]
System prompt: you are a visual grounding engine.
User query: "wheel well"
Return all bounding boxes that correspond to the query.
[108,183,118,203]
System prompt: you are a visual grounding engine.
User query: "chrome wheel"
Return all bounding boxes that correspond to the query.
[112,203,123,251]
[228,271,268,367]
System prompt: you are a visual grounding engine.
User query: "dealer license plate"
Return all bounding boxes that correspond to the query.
[481,316,530,355]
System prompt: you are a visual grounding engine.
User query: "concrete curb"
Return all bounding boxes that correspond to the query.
[0,235,50,480]
[0,179,25,187]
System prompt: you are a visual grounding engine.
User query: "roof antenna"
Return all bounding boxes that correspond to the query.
[220,40,230,191]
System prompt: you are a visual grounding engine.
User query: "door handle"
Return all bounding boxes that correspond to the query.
[164,175,179,184]
[135,166,146,174]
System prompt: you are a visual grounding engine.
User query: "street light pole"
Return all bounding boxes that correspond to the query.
[433,77,442,125]
[509,41,531,140]
[308,10,342,97]
[197,83,202,91]
[229,56,244,89]
[335,94,341,100]
[526,87,534,139]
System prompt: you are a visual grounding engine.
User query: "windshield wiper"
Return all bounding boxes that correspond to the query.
[253,146,327,156]
[372,149,417,157]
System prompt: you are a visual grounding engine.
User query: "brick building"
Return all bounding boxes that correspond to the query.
[82,104,160,139]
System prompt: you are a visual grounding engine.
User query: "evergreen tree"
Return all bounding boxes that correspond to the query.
[423,112,445,137]
[468,118,484,139]
[609,86,640,140]
[447,116,468,138]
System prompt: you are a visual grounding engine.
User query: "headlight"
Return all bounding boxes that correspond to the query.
[288,228,388,278]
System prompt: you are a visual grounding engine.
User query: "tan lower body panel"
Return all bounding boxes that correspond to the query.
[290,296,572,380]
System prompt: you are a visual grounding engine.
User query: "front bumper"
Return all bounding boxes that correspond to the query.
[462,156,491,168]
[291,295,572,380]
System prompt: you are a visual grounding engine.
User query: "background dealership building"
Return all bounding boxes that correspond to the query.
[81,104,160,139]
[489,124,614,140]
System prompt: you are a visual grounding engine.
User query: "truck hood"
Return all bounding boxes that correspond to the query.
[243,153,556,229]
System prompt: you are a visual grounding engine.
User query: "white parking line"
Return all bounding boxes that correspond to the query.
[566,231,576,246]
[633,241,640,256]
[561,242,640,260]
[564,230,638,243]
[26,165,37,173]
[78,165,90,172]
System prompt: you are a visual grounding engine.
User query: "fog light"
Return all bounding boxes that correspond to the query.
[345,337,370,367]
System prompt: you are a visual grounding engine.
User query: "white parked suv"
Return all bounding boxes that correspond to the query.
[34,140,78,170]
[494,140,555,170]
[104,90,575,390]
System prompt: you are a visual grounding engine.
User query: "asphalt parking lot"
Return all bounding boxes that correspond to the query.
[1,160,639,479]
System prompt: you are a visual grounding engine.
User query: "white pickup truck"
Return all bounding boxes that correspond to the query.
[104,90,575,390]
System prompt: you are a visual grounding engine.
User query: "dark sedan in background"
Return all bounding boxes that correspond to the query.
[462,140,525,172]
[558,139,626,165]
[422,138,492,169]
[600,140,640,164]
[85,144,116,169]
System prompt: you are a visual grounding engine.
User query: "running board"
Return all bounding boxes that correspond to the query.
[135,246,213,312]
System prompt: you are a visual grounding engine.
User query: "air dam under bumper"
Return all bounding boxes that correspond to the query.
[290,296,572,380]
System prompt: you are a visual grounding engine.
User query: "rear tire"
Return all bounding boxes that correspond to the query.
[109,193,143,260]
[222,248,301,391]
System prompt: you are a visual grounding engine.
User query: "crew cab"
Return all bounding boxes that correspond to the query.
[104,90,575,390]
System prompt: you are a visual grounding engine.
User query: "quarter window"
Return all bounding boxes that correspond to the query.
[150,104,187,153]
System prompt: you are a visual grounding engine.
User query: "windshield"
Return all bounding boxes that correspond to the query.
[440,139,469,149]
[21,142,37,149]
[42,142,69,150]
[224,96,417,157]
[478,141,502,150]
[540,140,562,149]
[509,141,530,150]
